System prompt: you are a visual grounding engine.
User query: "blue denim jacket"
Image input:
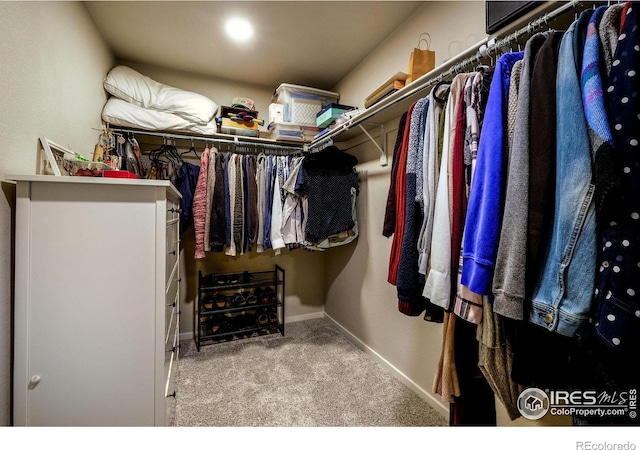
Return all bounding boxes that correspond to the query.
[528,11,597,336]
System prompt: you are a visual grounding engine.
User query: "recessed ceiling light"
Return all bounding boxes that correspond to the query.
[225,17,253,42]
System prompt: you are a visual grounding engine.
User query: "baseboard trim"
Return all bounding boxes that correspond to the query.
[323,312,450,420]
[179,311,325,342]
[285,311,325,323]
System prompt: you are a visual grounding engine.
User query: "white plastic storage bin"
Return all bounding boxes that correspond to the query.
[268,122,319,142]
[272,83,339,126]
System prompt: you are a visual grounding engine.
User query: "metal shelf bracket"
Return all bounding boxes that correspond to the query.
[358,124,387,166]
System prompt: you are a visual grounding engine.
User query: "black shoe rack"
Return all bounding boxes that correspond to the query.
[196,265,285,351]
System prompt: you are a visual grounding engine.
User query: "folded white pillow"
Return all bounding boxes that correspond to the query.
[103,65,218,125]
[102,97,219,135]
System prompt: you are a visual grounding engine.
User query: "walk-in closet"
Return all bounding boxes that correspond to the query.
[1,0,638,443]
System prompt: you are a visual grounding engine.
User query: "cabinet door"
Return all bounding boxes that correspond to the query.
[16,183,159,426]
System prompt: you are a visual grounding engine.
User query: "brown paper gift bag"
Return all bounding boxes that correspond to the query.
[407,33,435,84]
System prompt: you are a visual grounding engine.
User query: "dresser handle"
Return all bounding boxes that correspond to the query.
[168,208,182,214]
[28,375,42,390]
[167,301,176,307]
[167,391,176,398]
[168,250,176,256]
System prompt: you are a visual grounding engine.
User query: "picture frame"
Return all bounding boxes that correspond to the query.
[37,136,75,176]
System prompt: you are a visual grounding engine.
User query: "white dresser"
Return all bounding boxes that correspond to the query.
[9,175,181,426]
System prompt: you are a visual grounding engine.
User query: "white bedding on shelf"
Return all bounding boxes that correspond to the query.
[103,65,218,125]
[101,97,219,135]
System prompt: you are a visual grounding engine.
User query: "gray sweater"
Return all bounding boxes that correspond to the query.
[492,32,549,320]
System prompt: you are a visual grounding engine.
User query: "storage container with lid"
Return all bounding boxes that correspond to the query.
[267,122,319,142]
[272,83,339,126]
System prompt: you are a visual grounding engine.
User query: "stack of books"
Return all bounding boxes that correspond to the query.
[364,72,407,109]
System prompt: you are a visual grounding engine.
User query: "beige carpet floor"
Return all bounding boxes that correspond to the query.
[171,318,448,427]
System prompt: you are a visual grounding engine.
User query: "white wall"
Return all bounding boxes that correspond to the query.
[333,1,486,108]
[0,1,115,425]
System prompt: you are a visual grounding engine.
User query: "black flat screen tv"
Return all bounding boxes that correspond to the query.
[486,1,544,34]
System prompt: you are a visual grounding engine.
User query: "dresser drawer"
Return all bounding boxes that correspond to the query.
[165,304,177,352]
[165,277,179,338]
[165,328,178,396]
[166,198,180,222]
[165,221,179,282]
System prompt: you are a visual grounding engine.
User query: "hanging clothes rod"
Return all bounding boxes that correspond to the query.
[109,127,305,153]
[309,0,582,150]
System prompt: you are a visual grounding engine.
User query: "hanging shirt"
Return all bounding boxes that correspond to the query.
[263,155,274,250]
[256,154,268,252]
[591,2,639,368]
[296,146,359,245]
[397,97,429,316]
[193,147,211,259]
[417,82,450,278]
[204,147,216,252]
[209,151,226,252]
[225,153,237,256]
[270,157,286,253]
[223,152,232,251]
[424,72,474,309]
[244,155,258,251]
[174,160,200,234]
[387,105,415,285]
[493,32,549,320]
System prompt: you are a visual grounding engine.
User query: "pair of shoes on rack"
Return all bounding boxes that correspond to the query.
[230,292,248,308]
[203,294,227,311]
[254,287,277,304]
[256,309,279,327]
[246,292,258,305]
[201,296,216,311]
[199,315,222,336]
[214,294,227,309]
[215,274,240,286]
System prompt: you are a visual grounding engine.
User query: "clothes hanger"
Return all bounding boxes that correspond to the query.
[433,79,450,103]
[179,142,200,160]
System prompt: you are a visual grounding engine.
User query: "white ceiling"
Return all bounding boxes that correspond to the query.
[84,1,426,91]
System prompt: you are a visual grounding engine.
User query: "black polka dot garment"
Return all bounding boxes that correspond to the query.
[592,3,640,352]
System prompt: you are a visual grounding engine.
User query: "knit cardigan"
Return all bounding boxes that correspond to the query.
[204,148,217,252]
[193,147,211,259]
[582,6,617,215]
